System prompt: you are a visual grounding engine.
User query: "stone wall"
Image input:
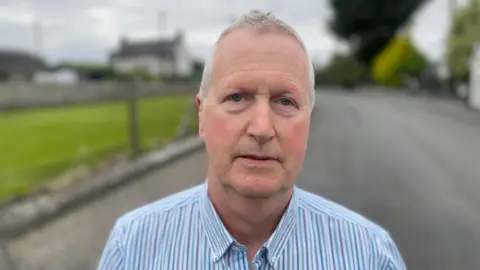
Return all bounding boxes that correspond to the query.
[0,82,199,111]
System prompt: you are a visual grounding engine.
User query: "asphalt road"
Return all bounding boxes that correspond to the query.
[4,90,480,270]
[299,91,480,269]
[5,150,208,270]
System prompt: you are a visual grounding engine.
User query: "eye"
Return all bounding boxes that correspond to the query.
[276,97,296,107]
[229,93,243,102]
[223,92,250,112]
[225,93,248,103]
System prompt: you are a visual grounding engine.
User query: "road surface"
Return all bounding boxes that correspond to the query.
[5,150,208,270]
[4,90,480,270]
[299,91,480,269]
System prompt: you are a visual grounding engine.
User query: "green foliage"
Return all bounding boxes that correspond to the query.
[176,59,204,83]
[397,42,428,77]
[446,0,480,81]
[329,0,426,65]
[372,36,406,86]
[59,61,105,69]
[372,33,427,86]
[58,61,116,81]
[115,69,157,82]
[316,52,370,87]
[58,62,161,82]
[190,60,205,82]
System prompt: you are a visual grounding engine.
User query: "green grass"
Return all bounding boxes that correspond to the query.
[0,95,197,200]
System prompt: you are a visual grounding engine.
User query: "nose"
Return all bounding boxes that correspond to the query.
[246,99,275,144]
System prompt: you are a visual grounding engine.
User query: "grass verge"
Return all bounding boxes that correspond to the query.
[0,94,197,201]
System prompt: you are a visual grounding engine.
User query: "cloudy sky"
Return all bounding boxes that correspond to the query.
[0,0,470,66]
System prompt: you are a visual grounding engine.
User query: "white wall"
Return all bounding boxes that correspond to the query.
[174,41,193,77]
[112,55,175,77]
[112,37,193,78]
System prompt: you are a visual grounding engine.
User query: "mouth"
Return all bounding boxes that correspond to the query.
[236,154,280,162]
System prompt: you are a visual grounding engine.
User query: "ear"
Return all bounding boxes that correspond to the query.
[196,95,202,110]
[196,95,205,140]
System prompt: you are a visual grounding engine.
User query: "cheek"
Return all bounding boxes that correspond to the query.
[280,118,310,159]
[204,109,242,148]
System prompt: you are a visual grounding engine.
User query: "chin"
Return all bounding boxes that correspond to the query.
[230,174,286,199]
[235,187,278,199]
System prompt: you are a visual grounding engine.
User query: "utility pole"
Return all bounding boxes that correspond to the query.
[445,0,457,92]
[32,14,43,58]
[449,0,457,18]
[31,0,43,58]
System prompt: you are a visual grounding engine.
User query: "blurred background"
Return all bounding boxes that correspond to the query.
[0,0,479,269]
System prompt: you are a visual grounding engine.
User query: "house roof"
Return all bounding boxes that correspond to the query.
[110,31,184,60]
[0,49,45,74]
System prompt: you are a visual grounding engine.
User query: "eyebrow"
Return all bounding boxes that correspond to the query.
[224,77,302,92]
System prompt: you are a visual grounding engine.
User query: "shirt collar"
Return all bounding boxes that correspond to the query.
[199,183,235,262]
[199,182,299,266]
[264,186,298,267]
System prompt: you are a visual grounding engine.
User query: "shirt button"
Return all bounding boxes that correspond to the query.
[231,245,242,252]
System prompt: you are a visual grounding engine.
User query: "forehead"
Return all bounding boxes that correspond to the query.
[211,28,309,92]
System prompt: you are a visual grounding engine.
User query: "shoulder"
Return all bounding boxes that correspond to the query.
[105,183,203,246]
[296,187,385,233]
[98,184,204,268]
[295,187,406,269]
[115,183,203,230]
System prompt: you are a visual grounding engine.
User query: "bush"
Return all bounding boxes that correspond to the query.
[315,53,369,87]
[114,69,157,82]
[372,33,427,87]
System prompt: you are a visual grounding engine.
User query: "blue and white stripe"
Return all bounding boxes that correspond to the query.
[98,183,406,269]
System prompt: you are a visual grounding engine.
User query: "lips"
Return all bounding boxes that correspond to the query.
[237,154,279,162]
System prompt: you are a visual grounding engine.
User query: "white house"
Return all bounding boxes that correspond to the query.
[110,30,193,78]
[469,42,480,110]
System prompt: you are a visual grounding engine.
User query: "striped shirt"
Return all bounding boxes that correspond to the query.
[98,183,406,269]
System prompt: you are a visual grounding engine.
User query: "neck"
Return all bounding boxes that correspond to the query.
[207,179,293,248]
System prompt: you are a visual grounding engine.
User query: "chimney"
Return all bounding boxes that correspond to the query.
[174,29,184,44]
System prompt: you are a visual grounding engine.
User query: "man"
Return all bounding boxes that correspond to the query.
[98,10,406,269]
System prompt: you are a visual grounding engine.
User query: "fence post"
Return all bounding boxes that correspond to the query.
[175,94,198,139]
[127,80,141,157]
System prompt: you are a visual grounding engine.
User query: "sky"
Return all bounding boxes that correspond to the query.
[0,0,471,66]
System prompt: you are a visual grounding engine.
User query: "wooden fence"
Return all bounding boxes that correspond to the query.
[0,81,198,111]
[0,82,200,270]
[0,82,199,157]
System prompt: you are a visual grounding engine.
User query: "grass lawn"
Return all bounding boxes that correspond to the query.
[0,94,198,201]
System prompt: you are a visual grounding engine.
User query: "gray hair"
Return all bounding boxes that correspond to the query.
[198,10,316,109]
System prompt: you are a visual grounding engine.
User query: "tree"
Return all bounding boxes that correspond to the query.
[329,0,427,65]
[316,52,369,87]
[372,30,428,87]
[58,62,116,81]
[397,41,428,78]
[446,0,480,82]
[114,69,156,82]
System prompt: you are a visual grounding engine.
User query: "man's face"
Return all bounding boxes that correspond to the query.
[198,28,311,198]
